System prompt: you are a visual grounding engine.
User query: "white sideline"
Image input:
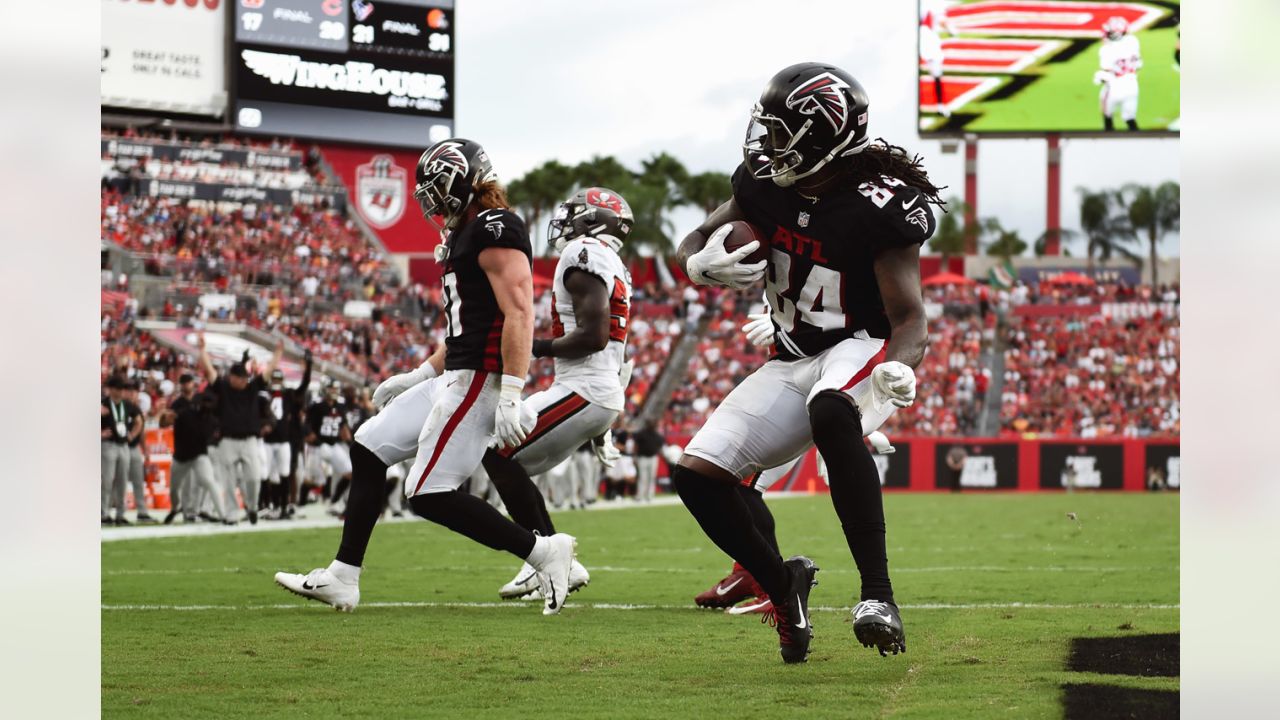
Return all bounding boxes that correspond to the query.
[99,493,732,543]
[104,564,1172,577]
[100,600,1180,612]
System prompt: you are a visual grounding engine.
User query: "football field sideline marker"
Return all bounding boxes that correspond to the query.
[104,563,1172,576]
[101,600,1180,612]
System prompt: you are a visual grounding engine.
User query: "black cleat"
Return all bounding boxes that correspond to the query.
[114,517,131,526]
[852,600,907,657]
[765,556,820,664]
[248,510,259,526]
[162,510,179,525]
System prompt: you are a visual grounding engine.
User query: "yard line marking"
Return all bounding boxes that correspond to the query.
[101,601,1179,612]
[104,564,1173,577]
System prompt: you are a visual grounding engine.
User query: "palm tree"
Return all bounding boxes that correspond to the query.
[1077,188,1139,269]
[1033,227,1079,257]
[1118,181,1179,286]
[981,217,1028,260]
[928,197,968,266]
[506,160,575,253]
[679,171,731,216]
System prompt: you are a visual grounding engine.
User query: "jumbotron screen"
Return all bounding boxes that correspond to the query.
[232,0,455,147]
[917,0,1180,135]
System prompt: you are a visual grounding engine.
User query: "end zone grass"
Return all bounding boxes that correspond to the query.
[103,494,1178,718]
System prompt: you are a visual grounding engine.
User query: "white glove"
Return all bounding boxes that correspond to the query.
[686,224,767,289]
[867,431,896,455]
[592,430,622,468]
[493,375,535,449]
[372,360,438,410]
[1092,70,1112,86]
[871,361,917,410]
[741,312,774,347]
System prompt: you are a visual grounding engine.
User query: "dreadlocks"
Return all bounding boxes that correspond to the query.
[843,139,948,209]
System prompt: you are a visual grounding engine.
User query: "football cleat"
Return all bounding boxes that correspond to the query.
[765,556,819,664]
[274,568,360,612]
[694,563,757,609]
[534,533,577,616]
[501,559,590,600]
[727,594,773,616]
[499,562,539,600]
[852,600,907,656]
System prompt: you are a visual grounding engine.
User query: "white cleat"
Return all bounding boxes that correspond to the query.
[568,559,590,594]
[499,562,540,600]
[535,533,577,616]
[274,568,360,612]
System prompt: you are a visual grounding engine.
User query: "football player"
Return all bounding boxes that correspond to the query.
[673,62,939,662]
[304,380,353,513]
[275,138,577,615]
[481,187,634,600]
[261,351,311,519]
[1094,16,1143,131]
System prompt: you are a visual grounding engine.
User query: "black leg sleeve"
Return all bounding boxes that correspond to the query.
[808,392,895,604]
[409,490,536,559]
[482,450,555,536]
[334,443,390,567]
[738,484,780,556]
[672,466,790,600]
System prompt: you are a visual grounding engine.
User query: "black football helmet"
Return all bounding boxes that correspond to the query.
[414,137,498,232]
[547,187,633,253]
[744,62,872,187]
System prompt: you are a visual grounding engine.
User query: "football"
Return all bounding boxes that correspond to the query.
[722,220,770,265]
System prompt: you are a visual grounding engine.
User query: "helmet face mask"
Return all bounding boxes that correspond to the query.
[1103,16,1128,41]
[743,63,872,188]
[547,187,632,253]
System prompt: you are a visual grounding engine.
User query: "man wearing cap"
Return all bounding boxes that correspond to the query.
[197,334,282,525]
[163,385,231,525]
[121,378,158,523]
[101,375,142,525]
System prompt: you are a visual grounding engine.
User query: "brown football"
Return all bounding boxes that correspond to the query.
[721,220,769,265]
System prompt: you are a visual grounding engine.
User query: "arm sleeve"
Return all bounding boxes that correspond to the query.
[295,356,312,403]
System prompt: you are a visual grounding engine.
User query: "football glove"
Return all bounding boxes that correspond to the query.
[1092,70,1113,86]
[871,361,917,410]
[493,375,536,449]
[867,431,896,455]
[591,430,622,468]
[372,360,438,410]
[686,224,767,289]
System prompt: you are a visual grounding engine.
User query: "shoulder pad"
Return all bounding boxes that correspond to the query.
[856,179,936,247]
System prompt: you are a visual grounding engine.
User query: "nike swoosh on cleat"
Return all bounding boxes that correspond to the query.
[714,578,744,596]
[301,581,329,590]
[794,595,807,629]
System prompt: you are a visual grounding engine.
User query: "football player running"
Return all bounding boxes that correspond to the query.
[1094,17,1143,131]
[673,62,939,663]
[275,138,577,616]
[482,187,635,601]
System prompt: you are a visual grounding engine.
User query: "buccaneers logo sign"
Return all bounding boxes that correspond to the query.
[355,154,407,229]
[785,72,852,134]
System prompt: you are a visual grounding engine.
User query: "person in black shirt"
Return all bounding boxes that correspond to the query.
[121,379,157,523]
[263,351,312,518]
[305,382,352,511]
[101,375,142,525]
[198,333,280,525]
[630,420,665,503]
[163,389,229,525]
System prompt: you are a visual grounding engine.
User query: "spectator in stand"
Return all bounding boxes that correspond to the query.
[630,420,665,502]
[101,375,142,525]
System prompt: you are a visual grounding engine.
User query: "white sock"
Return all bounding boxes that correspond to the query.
[525,535,552,569]
[328,559,361,584]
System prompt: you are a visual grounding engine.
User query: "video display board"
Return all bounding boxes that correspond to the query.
[232,0,455,147]
[918,0,1180,135]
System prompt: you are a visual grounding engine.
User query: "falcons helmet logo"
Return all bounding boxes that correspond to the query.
[785,72,851,134]
[424,141,469,176]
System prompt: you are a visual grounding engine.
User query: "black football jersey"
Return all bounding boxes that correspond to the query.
[306,401,347,445]
[439,208,533,372]
[731,161,935,359]
[264,387,303,443]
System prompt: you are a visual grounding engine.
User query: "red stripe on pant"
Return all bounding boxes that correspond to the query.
[838,345,888,392]
[497,393,589,458]
[412,371,489,495]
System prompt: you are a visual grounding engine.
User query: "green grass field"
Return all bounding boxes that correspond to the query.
[102,493,1179,718]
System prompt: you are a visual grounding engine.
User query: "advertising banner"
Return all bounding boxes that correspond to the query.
[102,138,302,171]
[1143,442,1180,490]
[101,0,228,116]
[143,178,346,210]
[1039,442,1125,489]
[934,441,1019,490]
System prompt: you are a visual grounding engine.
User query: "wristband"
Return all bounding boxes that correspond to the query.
[500,374,525,402]
[417,359,439,381]
[531,339,553,358]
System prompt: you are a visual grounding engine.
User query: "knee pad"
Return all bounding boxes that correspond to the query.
[808,391,862,444]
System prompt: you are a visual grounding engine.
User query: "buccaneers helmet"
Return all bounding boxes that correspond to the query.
[1102,16,1128,41]
[413,137,498,232]
[547,187,633,253]
[743,62,871,188]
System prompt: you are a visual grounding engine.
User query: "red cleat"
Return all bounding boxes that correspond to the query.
[694,562,757,608]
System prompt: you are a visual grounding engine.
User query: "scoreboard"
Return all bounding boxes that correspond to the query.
[232,0,454,148]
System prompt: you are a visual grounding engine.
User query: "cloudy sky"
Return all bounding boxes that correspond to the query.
[452,0,1179,257]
